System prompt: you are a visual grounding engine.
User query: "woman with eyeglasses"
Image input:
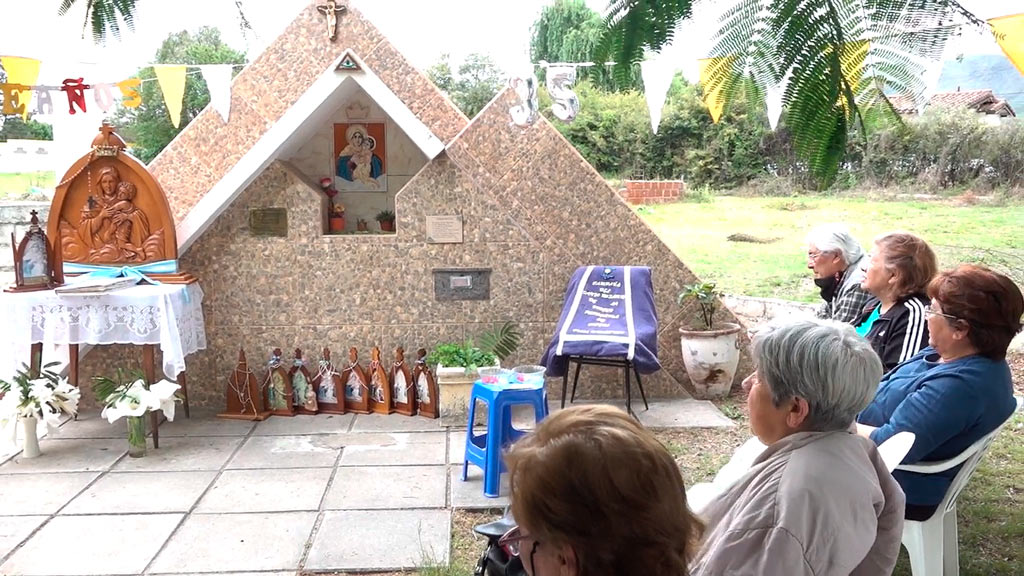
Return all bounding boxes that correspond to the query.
[806,223,873,325]
[857,264,1023,521]
[501,404,703,575]
[854,232,937,372]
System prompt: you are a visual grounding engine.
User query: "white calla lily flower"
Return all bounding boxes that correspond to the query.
[148,379,181,421]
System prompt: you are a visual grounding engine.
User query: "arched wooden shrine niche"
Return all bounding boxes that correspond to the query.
[48,121,178,270]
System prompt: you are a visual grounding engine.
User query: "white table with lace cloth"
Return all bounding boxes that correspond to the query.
[1,283,206,444]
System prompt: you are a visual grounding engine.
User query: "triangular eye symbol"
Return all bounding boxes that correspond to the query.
[335,50,362,71]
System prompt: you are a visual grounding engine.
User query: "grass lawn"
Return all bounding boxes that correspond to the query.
[637,196,1024,302]
[0,171,55,200]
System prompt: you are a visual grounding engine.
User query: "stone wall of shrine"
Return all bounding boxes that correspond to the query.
[75,90,753,410]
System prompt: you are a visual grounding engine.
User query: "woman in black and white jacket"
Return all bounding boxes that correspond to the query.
[855,232,938,373]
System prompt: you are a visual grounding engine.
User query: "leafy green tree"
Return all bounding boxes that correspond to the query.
[426,53,504,119]
[596,0,984,188]
[115,27,246,163]
[0,117,54,141]
[57,0,250,42]
[530,0,640,91]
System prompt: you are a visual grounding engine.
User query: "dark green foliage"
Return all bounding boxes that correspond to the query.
[477,321,522,363]
[426,343,496,372]
[91,367,146,405]
[426,53,504,119]
[374,209,395,222]
[678,282,722,330]
[113,27,246,164]
[0,116,54,141]
[58,0,137,42]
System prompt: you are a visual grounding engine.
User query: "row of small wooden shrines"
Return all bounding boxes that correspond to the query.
[218,345,439,422]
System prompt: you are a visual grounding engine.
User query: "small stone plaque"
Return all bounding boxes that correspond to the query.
[425,215,463,244]
[249,208,288,237]
[433,268,490,301]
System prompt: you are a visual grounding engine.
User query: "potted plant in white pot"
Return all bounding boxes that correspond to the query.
[0,360,81,458]
[677,282,742,399]
[429,321,521,426]
[93,368,181,458]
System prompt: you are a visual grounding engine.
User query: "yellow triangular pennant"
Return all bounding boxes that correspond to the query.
[698,57,731,123]
[153,64,187,128]
[0,56,41,120]
[990,13,1024,77]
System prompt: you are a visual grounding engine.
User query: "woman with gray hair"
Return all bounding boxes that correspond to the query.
[691,319,905,576]
[807,223,873,324]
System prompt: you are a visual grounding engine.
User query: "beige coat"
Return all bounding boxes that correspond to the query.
[691,431,905,576]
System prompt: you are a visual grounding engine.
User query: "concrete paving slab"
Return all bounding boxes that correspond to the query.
[635,399,737,428]
[228,435,341,469]
[0,472,99,515]
[0,513,182,575]
[112,436,243,472]
[338,432,447,467]
[450,466,510,509]
[350,413,444,433]
[304,509,450,571]
[195,468,332,513]
[323,465,447,510]
[61,471,217,514]
[253,413,354,435]
[52,411,126,439]
[148,511,317,573]
[0,439,125,474]
[158,411,256,437]
[0,515,47,559]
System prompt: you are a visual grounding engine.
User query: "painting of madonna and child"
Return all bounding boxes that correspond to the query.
[334,122,386,191]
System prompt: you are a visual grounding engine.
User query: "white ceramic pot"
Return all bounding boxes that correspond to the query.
[679,322,743,399]
[21,416,41,459]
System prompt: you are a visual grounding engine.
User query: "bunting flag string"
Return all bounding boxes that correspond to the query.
[0,56,41,120]
[989,13,1024,77]
[698,57,731,124]
[640,58,675,134]
[199,65,232,122]
[153,65,187,128]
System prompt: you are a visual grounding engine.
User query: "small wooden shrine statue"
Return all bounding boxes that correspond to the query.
[413,348,439,419]
[264,348,295,417]
[341,347,371,414]
[48,121,195,283]
[313,347,345,414]
[218,348,269,421]
[391,347,416,416]
[6,210,62,293]
[290,348,318,414]
[367,346,393,415]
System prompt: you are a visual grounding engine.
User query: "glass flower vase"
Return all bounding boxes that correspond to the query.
[126,415,147,458]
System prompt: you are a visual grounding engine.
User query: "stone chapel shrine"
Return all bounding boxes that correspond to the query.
[75,1,749,408]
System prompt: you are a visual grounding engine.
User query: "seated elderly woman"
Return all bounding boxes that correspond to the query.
[501,404,704,576]
[691,318,904,576]
[857,264,1022,521]
[855,232,938,372]
[807,223,873,324]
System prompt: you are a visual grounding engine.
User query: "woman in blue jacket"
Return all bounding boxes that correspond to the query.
[857,264,1022,520]
[855,232,937,373]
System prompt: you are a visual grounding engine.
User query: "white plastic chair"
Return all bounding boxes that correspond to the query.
[897,421,1010,576]
[877,431,916,473]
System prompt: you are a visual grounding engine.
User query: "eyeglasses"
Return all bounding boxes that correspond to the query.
[498,526,538,558]
[807,250,831,262]
[923,305,959,322]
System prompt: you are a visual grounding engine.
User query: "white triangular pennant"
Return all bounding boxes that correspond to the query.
[199,65,233,123]
[765,69,791,130]
[640,59,675,134]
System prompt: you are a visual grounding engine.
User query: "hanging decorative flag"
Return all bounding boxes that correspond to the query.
[640,59,675,134]
[92,83,115,113]
[60,78,90,114]
[0,56,41,119]
[765,82,784,131]
[837,40,869,113]
[698,57,730,123]
[989,13,1024,77]
[116,78,142,108]
[153,65,187,128]
[199,65,233,123]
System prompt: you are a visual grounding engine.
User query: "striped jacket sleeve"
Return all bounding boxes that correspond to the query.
[881,298,929,372]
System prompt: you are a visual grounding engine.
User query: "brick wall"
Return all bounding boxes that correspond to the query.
[618,180,685,204]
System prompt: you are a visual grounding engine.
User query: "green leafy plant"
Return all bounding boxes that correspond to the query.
[375,209,395,223]
[477,321,522,363]
[678,281,723,331]
[426,343,496,373]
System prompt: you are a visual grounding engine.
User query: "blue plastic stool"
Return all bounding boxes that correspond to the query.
[461,379,549,497]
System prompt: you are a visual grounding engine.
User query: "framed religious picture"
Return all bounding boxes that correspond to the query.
[341,347,371,414]
[6,210,62,293]
[334,122,386,191]
[367,346,393,414]
[313,347,345,414]
[290,348,318,415]
[263,348,295,417]
[413,348,439,419]
[219,349,269,421]
[391,347,416,416]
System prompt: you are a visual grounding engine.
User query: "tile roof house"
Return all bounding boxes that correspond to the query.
[887,89,1017,119]
[75,2,751,408]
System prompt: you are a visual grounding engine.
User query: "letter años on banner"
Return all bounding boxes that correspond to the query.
[116,78,142,108]
[60,78,90,114]
[546,66,580,123]
[34,89,53,115]
[92,83,115,112]
[0,84,28,115]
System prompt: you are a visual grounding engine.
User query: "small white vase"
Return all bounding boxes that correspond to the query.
[21,416,41,459]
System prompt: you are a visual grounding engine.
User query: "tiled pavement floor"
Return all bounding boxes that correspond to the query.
[0,399,732,574]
